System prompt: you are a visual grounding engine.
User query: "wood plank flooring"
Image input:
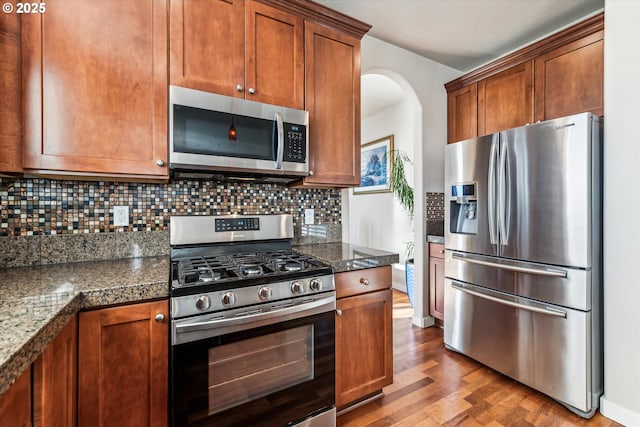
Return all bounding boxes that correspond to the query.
[337,290,621,427]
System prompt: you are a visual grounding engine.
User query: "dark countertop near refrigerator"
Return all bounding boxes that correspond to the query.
[295,242,399,272]
[0,256,169,397]
[0,243,397,397]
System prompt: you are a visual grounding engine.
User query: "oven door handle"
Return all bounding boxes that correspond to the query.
[173,294,336,345]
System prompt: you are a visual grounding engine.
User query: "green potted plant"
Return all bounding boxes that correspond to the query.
[388,150,415,306]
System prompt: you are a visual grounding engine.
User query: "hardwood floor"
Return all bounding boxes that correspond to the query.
[337,290,620,427]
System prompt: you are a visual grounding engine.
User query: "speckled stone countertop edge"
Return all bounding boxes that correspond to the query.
[294,242,399,273]
[0,294,82,396]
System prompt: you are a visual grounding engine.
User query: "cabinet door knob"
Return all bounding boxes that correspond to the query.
[236,84,244,92]
[248,87,256,94]
[155,313,165,322]
[439,250,445,254]
[335,309,342,316]
[308,170,314,176]
[360,278,369,286]
[156,159,165,167]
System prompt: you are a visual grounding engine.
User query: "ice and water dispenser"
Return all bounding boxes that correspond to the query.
[449,183,478,235]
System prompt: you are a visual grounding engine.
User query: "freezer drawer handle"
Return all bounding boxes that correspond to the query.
[451,282,566,318]
[451,253,567,278]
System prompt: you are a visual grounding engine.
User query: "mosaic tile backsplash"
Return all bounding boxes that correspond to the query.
[0,177,342,267]
[426,192,445,237]
[0,178,341,236]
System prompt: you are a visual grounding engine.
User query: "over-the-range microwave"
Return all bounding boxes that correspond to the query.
[169,85,309,181]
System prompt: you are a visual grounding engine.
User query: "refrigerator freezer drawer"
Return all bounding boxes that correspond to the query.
[445,250,591,311]
[444,279,597,415]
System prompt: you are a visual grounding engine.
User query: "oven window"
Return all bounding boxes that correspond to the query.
[208,325,314,415]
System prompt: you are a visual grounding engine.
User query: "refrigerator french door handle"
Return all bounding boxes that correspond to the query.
[487,136,499,245]
[451,252,568,278]
[498,137,508,247]
[451,282,567,318]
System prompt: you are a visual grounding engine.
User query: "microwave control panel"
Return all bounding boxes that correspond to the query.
[283,124,307,163]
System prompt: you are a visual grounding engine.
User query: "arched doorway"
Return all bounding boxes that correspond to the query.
[342,69,433,328]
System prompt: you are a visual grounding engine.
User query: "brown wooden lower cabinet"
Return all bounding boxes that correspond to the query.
[78,299,169,427]
[0,366,32,427]
[33,315,78,427]
[429,243,445,322]
[335,267,393,408]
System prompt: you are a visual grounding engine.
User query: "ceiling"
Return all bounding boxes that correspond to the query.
[316,0,604,118]
[314,0,604,72]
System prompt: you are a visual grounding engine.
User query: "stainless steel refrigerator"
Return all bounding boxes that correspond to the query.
[443,112,603,418]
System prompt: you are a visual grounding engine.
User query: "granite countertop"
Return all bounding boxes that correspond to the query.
[295,242,399,272]
[427,235,445,244]
[0,256,169,396]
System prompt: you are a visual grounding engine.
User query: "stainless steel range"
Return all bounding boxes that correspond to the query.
[169,214,336,427]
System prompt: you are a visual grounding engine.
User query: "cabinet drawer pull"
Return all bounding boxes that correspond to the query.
[155,313,165,322]
[236,84,244,92]
[155,159,165,167]
[248,87,256,94]
[360,278,369,286]
[439,250,444,254]
[335,309,342,316]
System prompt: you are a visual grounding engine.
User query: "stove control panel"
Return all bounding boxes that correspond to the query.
[171,274,336,319]
[215,217,260,232]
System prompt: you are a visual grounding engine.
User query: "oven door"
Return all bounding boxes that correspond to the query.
[171,296,335,427]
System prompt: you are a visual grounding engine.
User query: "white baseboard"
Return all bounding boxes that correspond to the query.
[412,315,435,328]
[600,395,640,426]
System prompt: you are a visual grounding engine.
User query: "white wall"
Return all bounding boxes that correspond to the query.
[346,99,414,263]
[600,1,640,425]
[343,35,460,327]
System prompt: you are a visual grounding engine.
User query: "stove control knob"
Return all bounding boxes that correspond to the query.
[309,278,322,292]
[195,295,211,311]
[291,281,305,294]
[258,286,272,301]
[221,291,236,307]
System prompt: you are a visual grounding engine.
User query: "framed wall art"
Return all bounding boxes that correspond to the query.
[353,135,394,195]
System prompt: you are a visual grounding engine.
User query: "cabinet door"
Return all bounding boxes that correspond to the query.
[429,256,445,321]
[336,289,393,408]
[303,21,361,187]
[447,83,477,144]
[534,31,604,121]
[246,0,304,109]
[169,0,244,97]
[478,61,533,136]
[0,11,21,172]
[21,0,168,178]
[0,367,31,427]
[33,315,77,427]
[78,300,169,427]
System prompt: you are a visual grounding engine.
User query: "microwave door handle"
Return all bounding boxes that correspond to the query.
[274,112,284,169]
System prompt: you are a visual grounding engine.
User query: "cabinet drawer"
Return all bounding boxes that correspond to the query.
[429,243,445,259]
[336,266,391,299]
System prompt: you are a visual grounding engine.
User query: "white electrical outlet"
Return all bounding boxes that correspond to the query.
[113,206,129,227]
[304,208,315,225]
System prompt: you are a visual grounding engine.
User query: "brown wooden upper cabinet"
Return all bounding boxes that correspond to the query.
[478,61,533,136]
[447,84,478,144]
[297,21,361,187]
[0,11,21,173]
[20,0,169,179]
[534,30,604,122]
[445,13,603,144]
[170,0,304,110]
